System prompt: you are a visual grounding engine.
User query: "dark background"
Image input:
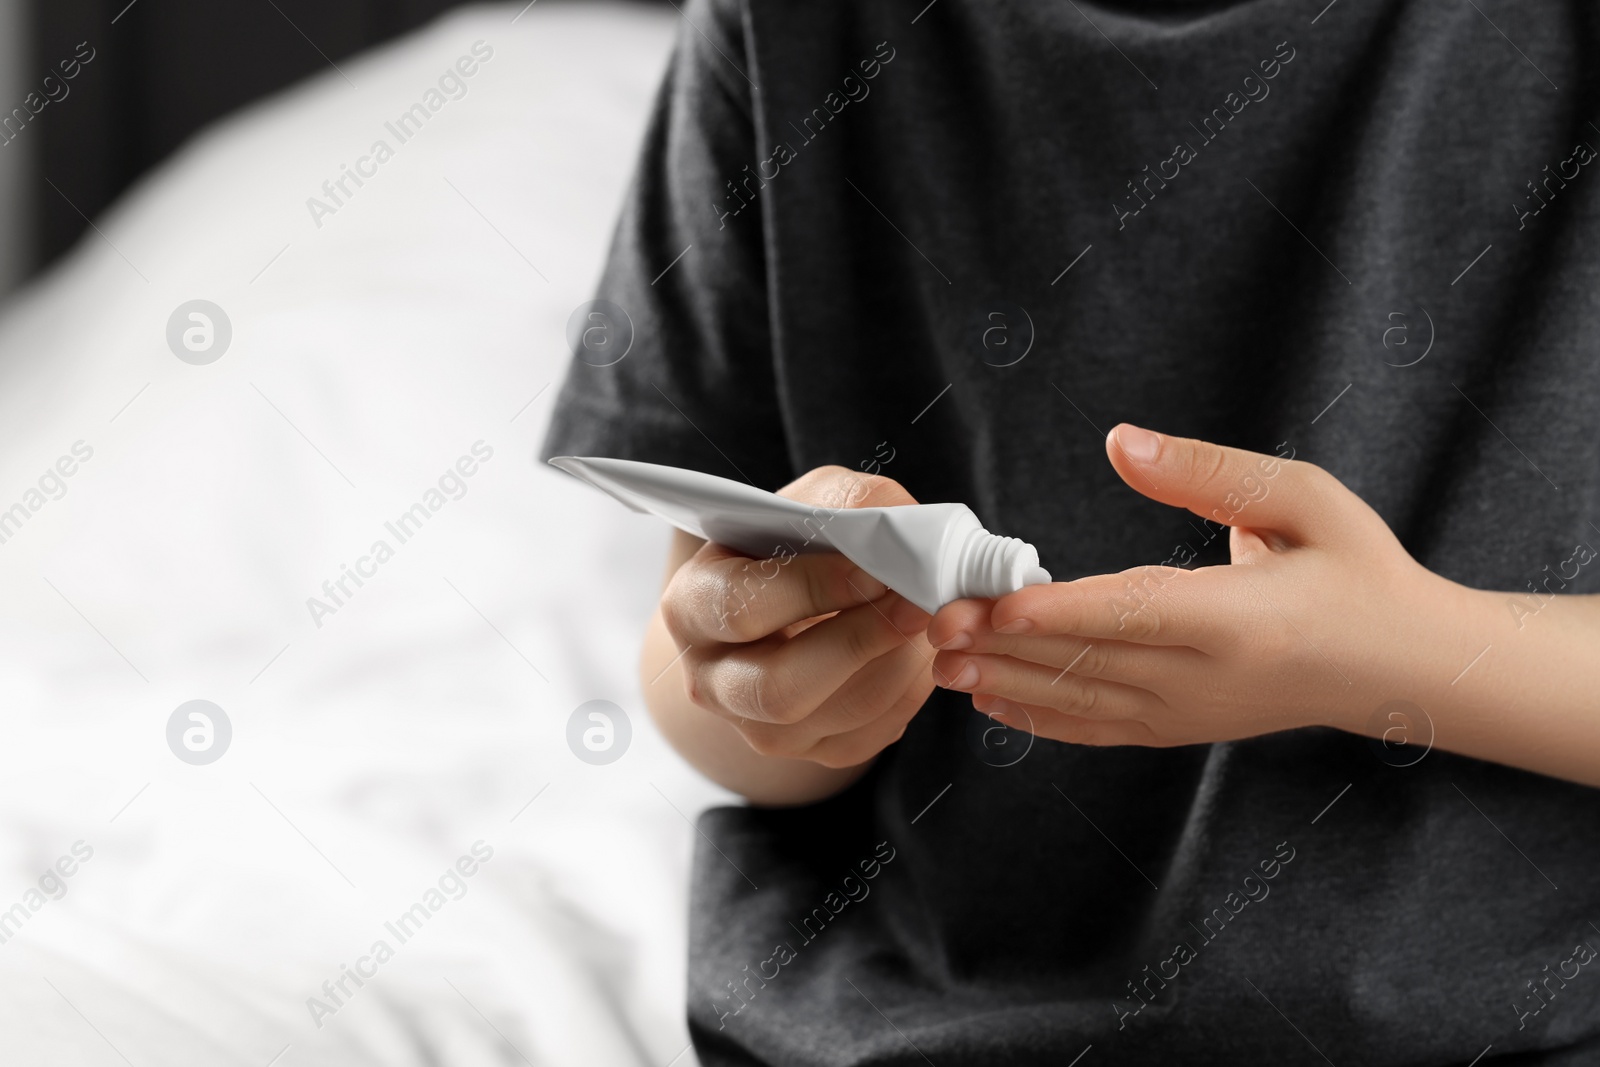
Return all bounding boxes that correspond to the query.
[22,0,478,281]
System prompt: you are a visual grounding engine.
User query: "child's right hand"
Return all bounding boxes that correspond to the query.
[658,466,936,770]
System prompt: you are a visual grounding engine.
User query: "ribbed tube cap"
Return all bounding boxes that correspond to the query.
[955,529,1051,598]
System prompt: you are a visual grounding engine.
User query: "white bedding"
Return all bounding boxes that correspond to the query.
[0,4,730,1063]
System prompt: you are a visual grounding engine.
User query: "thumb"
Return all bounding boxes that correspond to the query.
[1105,424,1345,544]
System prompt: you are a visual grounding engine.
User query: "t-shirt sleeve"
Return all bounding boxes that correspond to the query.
[538,0,792,491]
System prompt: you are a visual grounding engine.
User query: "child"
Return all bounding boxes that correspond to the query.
[543,0,1600,1061]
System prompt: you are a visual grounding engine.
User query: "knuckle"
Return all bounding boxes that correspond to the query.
[739,721,801,759]
[854,473,916,509]
[785,465,863,508]
[1116,600,1162,641]
[851,477,903,508]
[1055,676,1114,720]
[665,562,749,642]
[715,567,767,640]
[681,653,712,709]
[815,715,903,767]
[827,680,884,732]
[719,605,764,642]
[800,559,836,618]
[659,576,696,643]
[1140,607,1164,641]
[804,736,842,766]
[841,612,885,666]
[737,721,779,756]
[1075,642,1112,678]
[835,472,882,509]
[1302,461,1342,497]
[786,465,912,510]
[1188,442,1231,493]
[1111,567,1176,638]
[714,653,803,724]
[660,608,691,648]
[722,663,764,719]
[752,666,804,724]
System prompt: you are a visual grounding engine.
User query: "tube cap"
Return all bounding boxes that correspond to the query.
[956,531,1049,599]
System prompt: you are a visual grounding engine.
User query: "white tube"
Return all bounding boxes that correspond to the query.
[549,456,1051,613]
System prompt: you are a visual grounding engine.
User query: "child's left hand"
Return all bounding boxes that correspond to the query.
[927,424,1494,747]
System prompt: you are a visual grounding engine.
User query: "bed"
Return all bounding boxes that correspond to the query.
[0,3,728,1063]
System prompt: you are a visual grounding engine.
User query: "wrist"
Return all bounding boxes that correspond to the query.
[1343,575,1545,763]
[1324,569,1500,739]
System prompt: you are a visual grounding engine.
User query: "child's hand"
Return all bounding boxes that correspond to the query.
[661,467,936,768]
[927,425,1491,747]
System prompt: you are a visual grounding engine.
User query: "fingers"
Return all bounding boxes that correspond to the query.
[735,642,933,764]
[933,649,1165,720]
[1105,424,1350,545]
[664,542,889,646]
[660,466,942,770]
[972,633,1201,683]
[685,593,931,724]
[974,695,1162,747]
[662,466,921,649]
[806,680,928,768]
[977,568,1244,648]
[925,597,993,650]
[930,597,1201,677]
[776,465,919,511]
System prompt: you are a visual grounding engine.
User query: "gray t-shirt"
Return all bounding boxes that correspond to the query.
[542,0,1600,1061]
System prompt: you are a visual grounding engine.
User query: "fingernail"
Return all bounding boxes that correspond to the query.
[948,660,979,690]
[847,568,888,601]
[934,630,972,650]
[1114,425,1162,465]
[994,618,1033,635]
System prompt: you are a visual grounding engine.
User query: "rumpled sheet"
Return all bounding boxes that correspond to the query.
[0,4,726,1063]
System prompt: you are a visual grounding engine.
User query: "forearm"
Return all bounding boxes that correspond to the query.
[1355,586,1600,787]
[639,606,874,805]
